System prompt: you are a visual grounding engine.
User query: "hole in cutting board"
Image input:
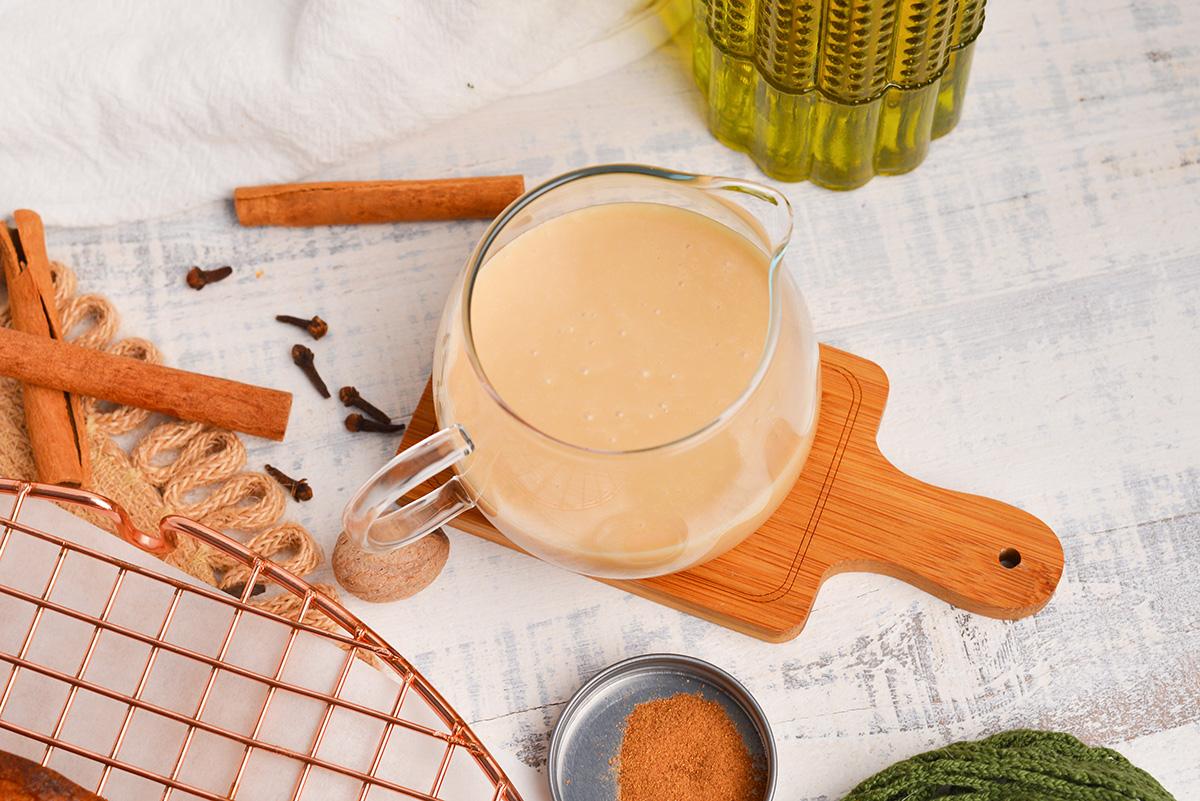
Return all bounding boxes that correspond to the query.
[998,548,1022,569]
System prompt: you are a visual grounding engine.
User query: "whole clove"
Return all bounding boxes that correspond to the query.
[264,464,313,501]
[186,265,233,290]
[339,385,391,423]
[291,344,330,398]
[276,314,328,340]
[345,413,405,434]
[222,582,268,599]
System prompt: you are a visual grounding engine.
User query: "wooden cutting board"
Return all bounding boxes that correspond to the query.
[396,345,1064,642]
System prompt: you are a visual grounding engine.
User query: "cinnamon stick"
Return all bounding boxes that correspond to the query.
[233,175,525,227]
[0,326,292,442]
[1,749,106,801]
[0,211,92,488]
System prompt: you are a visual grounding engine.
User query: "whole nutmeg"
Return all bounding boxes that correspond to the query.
[332,529,449,603]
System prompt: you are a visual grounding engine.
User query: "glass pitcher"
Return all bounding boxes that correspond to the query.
[343,165,820,580]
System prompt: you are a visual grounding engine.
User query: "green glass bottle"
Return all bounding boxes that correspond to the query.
[693,0,986,189]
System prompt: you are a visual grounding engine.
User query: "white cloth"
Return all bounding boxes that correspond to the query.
[0,0,687,226]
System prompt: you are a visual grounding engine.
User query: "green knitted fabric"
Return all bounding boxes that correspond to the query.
[842,730,1177,801]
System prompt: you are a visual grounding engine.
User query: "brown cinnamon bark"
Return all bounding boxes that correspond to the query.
[0,750,106,801]
[0,210,92,488]
[233,175,525,227]
[0,326,292,442]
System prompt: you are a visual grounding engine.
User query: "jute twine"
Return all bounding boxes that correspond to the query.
[842,729,1176,801]
[0,263,340,633]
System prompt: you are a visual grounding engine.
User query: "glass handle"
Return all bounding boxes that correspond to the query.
[342,426,475,553]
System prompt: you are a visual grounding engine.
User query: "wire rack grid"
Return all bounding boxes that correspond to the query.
[0,478,523,801]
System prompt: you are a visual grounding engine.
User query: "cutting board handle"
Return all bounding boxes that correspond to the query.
[821,435,1065,620]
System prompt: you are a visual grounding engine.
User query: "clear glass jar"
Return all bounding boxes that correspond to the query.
[694,0,986,188]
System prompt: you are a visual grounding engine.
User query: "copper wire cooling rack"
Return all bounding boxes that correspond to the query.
[0,478,522,801]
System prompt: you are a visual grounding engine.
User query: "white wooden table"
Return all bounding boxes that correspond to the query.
[40,0,1200,797]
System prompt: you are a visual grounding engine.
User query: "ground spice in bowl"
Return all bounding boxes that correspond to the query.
[617,692,764,801]
[547,654,775,801]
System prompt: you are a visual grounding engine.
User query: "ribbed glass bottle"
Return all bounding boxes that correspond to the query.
[693,0,986,188]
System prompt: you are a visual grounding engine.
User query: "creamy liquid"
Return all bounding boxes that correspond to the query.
[469,202,771,451]
[439,198,818,578]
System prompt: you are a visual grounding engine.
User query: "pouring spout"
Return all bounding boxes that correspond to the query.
[695,176,794,266]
